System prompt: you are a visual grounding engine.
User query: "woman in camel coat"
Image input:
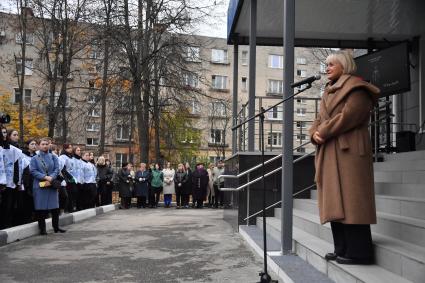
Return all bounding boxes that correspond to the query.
[309,51,380,265]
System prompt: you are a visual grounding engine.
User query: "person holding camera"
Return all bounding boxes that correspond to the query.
[30,138,65,235]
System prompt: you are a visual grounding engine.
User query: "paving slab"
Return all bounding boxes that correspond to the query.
[0,208,273,283]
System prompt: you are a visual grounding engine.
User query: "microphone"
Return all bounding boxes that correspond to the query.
[291,75,321,88]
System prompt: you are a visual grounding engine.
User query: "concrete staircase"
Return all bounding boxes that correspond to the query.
[255,150,425,283]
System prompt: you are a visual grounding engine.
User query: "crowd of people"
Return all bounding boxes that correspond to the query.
[0,125,226,235]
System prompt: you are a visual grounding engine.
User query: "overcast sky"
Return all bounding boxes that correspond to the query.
[0,0,230,39]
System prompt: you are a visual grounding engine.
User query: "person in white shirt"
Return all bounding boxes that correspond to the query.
[59,144,78,212]
[72,147,84,210]
[81,152,97,209]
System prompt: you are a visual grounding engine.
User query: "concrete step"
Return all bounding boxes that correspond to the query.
[383,150,425,162]
[374,160,425,172]
[374,171,425,184]
[256,217,414,283]
[375,183,425,199]
[288,199,425,247]
[375,195,425,220]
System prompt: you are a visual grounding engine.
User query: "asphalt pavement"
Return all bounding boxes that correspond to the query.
[0,207,273,283]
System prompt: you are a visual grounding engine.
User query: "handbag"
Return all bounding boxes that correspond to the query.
[37,154,60,190]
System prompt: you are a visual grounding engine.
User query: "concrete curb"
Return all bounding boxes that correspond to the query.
[0,204,120,247]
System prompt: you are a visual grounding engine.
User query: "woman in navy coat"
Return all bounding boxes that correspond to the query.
[134,163,150,208]
[30,138,66,235]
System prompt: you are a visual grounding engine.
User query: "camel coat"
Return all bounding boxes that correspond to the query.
[309,74,380,225]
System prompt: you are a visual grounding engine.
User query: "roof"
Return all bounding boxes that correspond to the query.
[227,0,425,48]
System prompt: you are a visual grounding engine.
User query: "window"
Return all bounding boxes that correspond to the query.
[210,129,225,144]
[54,126,63,137]
[212,75,227,90]
[209,156,221,164]
[86,138,99,146]
[16,58,33,75]
[186,46,200,62]
[296,99,307,104]
[210,102,226,117]
[15,33,34,45]
[296,57,307,65]
[320,86,325,97]
[87,95,99,104]
[117,95,132,110]
[296,108,307,116]
[116,124,130,141]
[241,77,247,91]
[267,106,283,120]
[268,80,284,94]
[296,134,306,141]
[115,153,128,169]
[86,123,100,132]
[49,92,69,107]
[241,51,248,65]
[320,62,327,74]
[297,69,307,77]
[87,65,98,74]
[268,55,283,69]
[183,73,199,88]
[14,88,31,104]
[89,49,97,59]
[296,147,306,153]
[189,100,200,114]
[267,132,282,146]
[89,108,101,117]
[211,49,228,63]
[296,121,307,129]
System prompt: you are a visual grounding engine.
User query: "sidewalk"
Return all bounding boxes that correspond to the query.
[0,208,275,282]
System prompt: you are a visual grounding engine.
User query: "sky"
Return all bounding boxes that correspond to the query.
[0,0,230,39]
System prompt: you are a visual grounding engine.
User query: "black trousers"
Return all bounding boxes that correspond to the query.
[99,183,113,206]
[0,189,17,229]
[176,193,182,206]
[59,186,68,210]
[36,208,60,232]
[330,222,374,259]
[121,197,131,209]
[66,183,79,212]
[213,184,224,207]
[136,196,146,208]
[149,188,161,207]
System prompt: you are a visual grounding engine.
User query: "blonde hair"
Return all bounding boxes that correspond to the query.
[325,50,357,75]
[97,156,105,165]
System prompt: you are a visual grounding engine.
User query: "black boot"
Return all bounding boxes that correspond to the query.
[52,209,66,233]
[38,219,47,235]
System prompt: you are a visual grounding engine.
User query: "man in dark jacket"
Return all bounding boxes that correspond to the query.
[191,163,209,208]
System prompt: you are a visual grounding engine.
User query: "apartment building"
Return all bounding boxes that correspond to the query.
[0,11,324,167]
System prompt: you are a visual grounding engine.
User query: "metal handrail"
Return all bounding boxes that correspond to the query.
[219,140,311,181]
[243,183,317,221]
[220,150,315,192]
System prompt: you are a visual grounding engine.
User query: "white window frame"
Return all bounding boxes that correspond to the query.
[86,122,100,132]
[296,108,307,117]
[241,51,248,66]
[296,133,307,141]
[183,73,199,88]
[267,105,283,120]
[87,94,99,104]
[296,57,307,65]
[267,132,282,146]
[320,62,327,74]
[89,108,101,117]
[190,100,201,114]
[116,124,130,141]
[16,58,33,75]
[15,33,34,45]
[86,138,99,146]
[296,98,307,104]
[115,153,128,169]
[268,55,283,69]
[186,46,200,62]
[268,79,284,94]
[212,75,227,90]
[48,92,70,107]
[296,121,307,129]
[210,102,226,117]
[89,49,97,59]
[14,88,32,104]
[210,129,225,144]
[297,69,307,78]
[241,77,247,91]
[211,49,228,64]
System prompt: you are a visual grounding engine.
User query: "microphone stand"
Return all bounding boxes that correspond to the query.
[252,83,313,283]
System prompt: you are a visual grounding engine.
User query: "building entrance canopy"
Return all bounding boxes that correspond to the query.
[227,0,425,48]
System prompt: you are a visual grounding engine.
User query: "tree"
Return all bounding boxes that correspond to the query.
[0,90,48,140]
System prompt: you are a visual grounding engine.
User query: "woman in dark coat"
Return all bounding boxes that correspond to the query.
[174,163,188,209]
[191,163,209,208]
[118,162,134,209]
[96,156,114,206]
[134,163,150,208]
